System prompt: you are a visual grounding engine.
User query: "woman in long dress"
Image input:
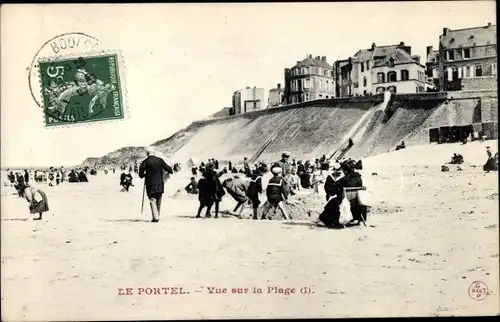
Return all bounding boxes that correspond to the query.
[24,185,50,220]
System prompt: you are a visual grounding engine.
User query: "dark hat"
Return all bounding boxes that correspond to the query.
[206,162,215,171]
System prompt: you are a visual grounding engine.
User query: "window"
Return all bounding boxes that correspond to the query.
[319,94,323,98]
[325,80,329,90]
[361,63,364,72]
[363,76,367,87]
[305,78,311,89]
[388,86,397,94]
[366,61,370,70]
[305,67,309,74]
[389,58,395,67]
[318,67,322,75]
[363,90,367,96]
[432,68,439,78]
[377,72,385,83]
[387,71,397,82]
[464,66,471,78]
[324,70,329,76]
[475,65,482,77]
[493,63,497,76]
[447,50,455,61]
[463,48,470,59]
[376,86,385,94]
[401,69,409,81]
[305,94,310,101]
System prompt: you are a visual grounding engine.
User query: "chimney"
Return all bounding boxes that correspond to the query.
[245,86,250,89]
[321,56,326,62]
[296,61,301,64]
[277,83,281,89]
[371,42,376,51]
[315,56,320,60]
[487,22,492,27]
[426,46,433,57]
[308,54,312,59]
[443,27,449,36]
[399,41,405,46]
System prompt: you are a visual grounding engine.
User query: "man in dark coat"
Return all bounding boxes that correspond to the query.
[139,147,173,222]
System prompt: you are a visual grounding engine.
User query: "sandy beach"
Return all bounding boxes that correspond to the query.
[1,142,498,320]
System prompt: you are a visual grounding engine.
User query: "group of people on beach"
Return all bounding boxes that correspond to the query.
[177,150,369,227]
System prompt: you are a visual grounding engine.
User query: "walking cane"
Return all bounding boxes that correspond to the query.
[141,181,146,216]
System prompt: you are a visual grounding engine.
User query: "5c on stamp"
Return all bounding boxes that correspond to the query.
[38,52,125,127]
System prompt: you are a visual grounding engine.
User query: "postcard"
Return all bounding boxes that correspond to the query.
[1,2,498,320]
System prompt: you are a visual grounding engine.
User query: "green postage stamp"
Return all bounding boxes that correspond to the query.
[38,51,126,127]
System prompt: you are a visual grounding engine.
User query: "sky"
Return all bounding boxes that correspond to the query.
[1,2,496,168]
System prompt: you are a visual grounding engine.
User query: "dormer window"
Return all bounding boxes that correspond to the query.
[388,58,395,67]
[469,35,474,40]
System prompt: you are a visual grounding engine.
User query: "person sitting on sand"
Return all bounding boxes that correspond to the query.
[78,170,89,182]
[260,166,290,220]
[197,163,225,218]
[222,175,249,218]
[185,177,199,194]
[23,184,49,220]
[450,153,464,165]
[483,147,499,173]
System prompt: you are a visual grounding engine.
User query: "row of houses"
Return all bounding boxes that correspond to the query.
[229,23,496,115]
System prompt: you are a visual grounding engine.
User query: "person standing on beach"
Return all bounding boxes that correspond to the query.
[139,146,173,223]
[24,170,30,184]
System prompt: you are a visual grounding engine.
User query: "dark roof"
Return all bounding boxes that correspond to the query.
[441,24,496,49]
[373,48,418,68]
[373,45,400,58]
[353,44,401,62]
[292,56,332,69]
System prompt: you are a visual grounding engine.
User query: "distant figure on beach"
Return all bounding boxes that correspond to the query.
[120,170,134,192]
[139,146,173,223]
[395,141,406,151]
[24,184,49,221]
[15,173,26,198]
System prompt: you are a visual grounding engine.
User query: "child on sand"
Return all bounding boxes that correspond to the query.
[247,165,265,220]
[24,185,49,220]
[260,166,290,220]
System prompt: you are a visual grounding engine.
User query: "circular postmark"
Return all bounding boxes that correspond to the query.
[468,281,489,301]
[28,32,101,108]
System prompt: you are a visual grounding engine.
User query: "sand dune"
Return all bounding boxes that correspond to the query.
[1,141,498,320]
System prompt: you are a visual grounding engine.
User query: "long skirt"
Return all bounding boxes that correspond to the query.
[29,191,49,214]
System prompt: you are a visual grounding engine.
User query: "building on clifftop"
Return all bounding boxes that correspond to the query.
[268,83,284,108]
[284,55,335,104]
[335,42,428,97]
[232,87,266,115]
[426,22,497,91]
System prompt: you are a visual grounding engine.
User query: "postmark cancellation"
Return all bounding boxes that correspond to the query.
[37,50,127,127]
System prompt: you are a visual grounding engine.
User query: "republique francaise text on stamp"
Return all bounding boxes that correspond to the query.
[37,51,126,127]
